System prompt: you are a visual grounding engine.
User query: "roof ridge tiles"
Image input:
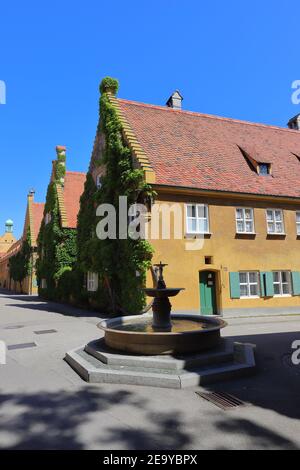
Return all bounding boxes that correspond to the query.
[116,98,300,134]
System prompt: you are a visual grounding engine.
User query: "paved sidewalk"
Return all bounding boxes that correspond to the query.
[0,290,300,450]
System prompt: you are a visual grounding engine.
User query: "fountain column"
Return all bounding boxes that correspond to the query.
[152,262,173,331]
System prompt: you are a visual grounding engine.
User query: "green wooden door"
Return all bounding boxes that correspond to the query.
[199,271,217,315]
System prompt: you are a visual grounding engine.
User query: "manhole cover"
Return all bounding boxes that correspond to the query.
[196,391,246,410]
[3,325,25,330]
[34,329,57,335]
[7,342,37,351]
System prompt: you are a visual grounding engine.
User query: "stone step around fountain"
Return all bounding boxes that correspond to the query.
[65,338,256,389]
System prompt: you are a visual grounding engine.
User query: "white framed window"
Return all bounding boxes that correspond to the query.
[273,271,291,296]
[96,175,102,189]
[239,271,259,298]
[44,213,52,225]
[296,212,300,236]
[185,204,209,234]
[87,272,98,292]
[236,208,254,233]
[266,209,285,234]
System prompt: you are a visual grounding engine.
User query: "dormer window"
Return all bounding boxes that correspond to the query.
[238,147,271,176]
[258,163,271,175]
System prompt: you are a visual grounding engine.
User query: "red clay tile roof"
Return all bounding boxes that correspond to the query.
[63,171,86,228]
[0,239,23,263]
[31,202,44,243]
[117,99,300,198]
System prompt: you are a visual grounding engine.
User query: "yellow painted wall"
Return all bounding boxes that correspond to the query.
[0,232,16,254]
[0,257,10,289]
[0,252,38,294]
[146,191,300,314]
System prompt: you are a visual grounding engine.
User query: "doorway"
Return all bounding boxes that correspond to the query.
[199,271,218,315]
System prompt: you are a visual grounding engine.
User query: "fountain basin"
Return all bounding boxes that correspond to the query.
[98,314,227,355]
[144,288,184,298]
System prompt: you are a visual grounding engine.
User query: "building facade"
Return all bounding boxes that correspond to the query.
[90,84,300,316]
[36,146,86,300]
[0,192,44,294]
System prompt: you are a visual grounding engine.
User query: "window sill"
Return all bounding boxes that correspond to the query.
[266,233,286,239]
[185,232,211,239]
[273,294,291,298]
[267,232,286,236]
[240,296,260,299]
[236,232,256,235]
[235,232,256,239]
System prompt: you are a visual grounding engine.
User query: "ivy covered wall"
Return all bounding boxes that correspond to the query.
[36,148,78,301]
[76,77,155,315]
[9,228,32,291]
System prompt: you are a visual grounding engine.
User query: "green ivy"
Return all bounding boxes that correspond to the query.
[9,227,32,291]
[36,162,78,301]
[54,147,66,182]
[76,76,156,315]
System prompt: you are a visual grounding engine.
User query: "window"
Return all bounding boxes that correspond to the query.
[239,271,259,298]
[258,163,271,175]
[236,208,254,233]
[273,271,291,296]
[266,209,284,234]
[41,279,47,289]
[44,213,51,225]
[296,212,300,236]
[186,204,209,234]
[87,272,98,292]
[96,175,102,189]
[205,256,213,265]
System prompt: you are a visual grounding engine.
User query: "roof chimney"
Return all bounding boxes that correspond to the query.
[166,90,183,110]
[288,114,300,130]
[53,146,66,185]
[28,189,35,200]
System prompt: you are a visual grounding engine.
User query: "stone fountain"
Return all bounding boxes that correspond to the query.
[65,263,256,388]
[98,262,227,355]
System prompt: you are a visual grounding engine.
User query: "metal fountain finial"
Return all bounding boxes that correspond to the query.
[153,261,168,289]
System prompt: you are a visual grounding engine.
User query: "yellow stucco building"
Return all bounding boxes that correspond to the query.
[93,89,300,316]
[0,219,16,256]
[0,192,44,294]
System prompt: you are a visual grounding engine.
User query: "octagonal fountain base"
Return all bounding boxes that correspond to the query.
[65,322,256,389]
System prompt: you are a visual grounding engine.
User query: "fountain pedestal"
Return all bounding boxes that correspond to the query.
[144,262,184,332]
[152,296,172,331]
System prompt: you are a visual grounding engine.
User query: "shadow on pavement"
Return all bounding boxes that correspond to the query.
[0,289,106,319]
[202,330,300,423]
[0,385,297,450]
[0,387,191,450]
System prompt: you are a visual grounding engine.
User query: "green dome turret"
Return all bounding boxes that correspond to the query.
[5,219,13,233]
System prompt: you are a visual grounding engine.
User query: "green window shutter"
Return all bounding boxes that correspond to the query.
[229,272,240,299]
[265,272,274,297]
[292,272,300,295]
[260,272,266,297]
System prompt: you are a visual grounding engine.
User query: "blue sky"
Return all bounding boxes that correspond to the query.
[0,0,299,237]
